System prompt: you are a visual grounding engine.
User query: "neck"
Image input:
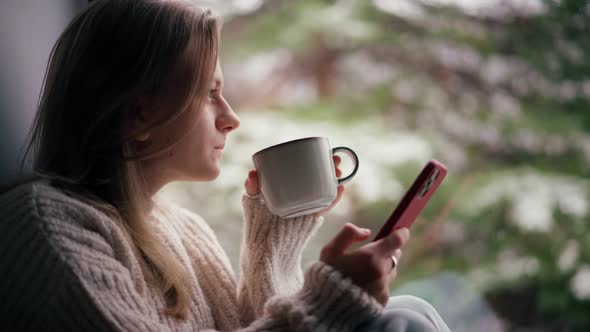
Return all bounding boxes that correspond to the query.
[139,159,170,198]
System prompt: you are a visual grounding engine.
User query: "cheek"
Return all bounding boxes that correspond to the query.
[166,109,216,166]
[174,130,211,167]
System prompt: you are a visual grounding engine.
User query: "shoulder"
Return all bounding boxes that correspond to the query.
[1,179,96,218]
[0,179,121,258]
[1,179,113,226]
[0,180,141,327]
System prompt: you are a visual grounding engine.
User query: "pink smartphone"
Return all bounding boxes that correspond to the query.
[372,160,447,242]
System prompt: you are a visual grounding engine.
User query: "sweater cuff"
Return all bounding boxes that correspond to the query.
[241,193,324,250]
[242,193,323,223]
[264,261,384,331]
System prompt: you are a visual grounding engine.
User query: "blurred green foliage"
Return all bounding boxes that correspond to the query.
[221,0,590,330]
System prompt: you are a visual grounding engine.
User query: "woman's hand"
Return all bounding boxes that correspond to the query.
[244,155,345,217]
[319,223,410,305]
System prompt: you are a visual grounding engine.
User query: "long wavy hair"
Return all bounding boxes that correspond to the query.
[20,0,220,319]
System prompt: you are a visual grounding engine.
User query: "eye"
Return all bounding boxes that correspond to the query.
[209,89,219,98]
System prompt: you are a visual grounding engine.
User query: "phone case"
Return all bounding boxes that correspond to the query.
[372,160,447,242]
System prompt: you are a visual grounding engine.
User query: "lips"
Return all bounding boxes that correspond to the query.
[214,144,225,149]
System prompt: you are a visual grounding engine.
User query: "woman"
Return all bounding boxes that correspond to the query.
[0,0,450,331]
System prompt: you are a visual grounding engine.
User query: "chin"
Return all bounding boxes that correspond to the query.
[208,169,221,181]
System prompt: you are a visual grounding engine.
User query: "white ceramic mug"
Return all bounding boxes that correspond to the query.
[252,137,359,218]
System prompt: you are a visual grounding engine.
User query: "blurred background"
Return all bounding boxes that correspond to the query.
[1,0,589,331]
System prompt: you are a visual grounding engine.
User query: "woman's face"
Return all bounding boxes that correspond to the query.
[138,60,240,194]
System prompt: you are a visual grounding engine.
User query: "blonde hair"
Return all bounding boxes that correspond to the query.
[21,0,219,319]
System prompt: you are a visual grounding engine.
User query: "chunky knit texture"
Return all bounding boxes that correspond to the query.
[0,180,383,331]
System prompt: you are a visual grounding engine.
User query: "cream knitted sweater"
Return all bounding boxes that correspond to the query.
[0,180,383,331]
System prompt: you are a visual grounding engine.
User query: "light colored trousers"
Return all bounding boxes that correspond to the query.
[356,295,451,332]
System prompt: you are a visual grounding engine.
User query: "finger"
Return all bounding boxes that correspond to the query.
[244,170,260,196]
[333,155,341,166]
[387,265,399,284]
[322,223,371,258]
[376,227,410,255]
[387,249,403,279]
[334,185,344,206]
[389,249,402,269]
[334,155,342,177]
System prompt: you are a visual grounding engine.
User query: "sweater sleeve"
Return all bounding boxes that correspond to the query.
[237,193,325,322]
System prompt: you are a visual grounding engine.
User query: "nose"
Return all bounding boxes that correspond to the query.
[216,97,240,134]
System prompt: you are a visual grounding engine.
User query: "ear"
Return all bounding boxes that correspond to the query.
[126,95,152,142]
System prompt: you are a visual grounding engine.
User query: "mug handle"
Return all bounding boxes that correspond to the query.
[332,147,359,186]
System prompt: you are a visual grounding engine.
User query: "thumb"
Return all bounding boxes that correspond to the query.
[322,223,371,259]
[244,170,260,196]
